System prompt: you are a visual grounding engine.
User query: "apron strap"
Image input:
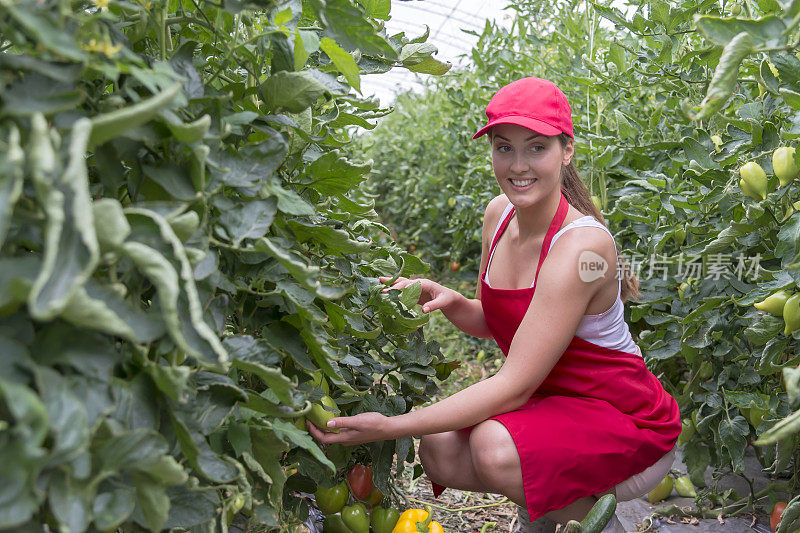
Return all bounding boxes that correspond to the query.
[532,191,569,289]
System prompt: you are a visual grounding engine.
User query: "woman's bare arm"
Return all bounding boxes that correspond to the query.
[310,229,615,444]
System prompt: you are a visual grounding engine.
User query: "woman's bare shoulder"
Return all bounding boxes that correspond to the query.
[483,194,510,231]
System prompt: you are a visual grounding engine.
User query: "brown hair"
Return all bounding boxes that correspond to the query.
[556,133,640,303]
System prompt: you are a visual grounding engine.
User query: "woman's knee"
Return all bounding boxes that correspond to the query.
[419,431,469,483]
[469,421,521,489]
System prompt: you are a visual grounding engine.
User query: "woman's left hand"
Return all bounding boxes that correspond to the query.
[306,411,393,446]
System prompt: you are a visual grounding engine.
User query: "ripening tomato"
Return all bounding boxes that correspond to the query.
[450,261,460,272]
[771,501,787,532]
[347,464,374,501]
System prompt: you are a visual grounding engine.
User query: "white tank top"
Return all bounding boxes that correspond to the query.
[484,202,640,356]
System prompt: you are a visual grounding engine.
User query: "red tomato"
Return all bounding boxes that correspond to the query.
[347,464,374,501]
[771,501,787,532]
[451,261,460,272]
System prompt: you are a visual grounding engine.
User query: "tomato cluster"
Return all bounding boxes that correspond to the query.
[315,465,406,533]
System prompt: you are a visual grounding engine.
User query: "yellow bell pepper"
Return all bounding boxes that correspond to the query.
[392,506,444,533]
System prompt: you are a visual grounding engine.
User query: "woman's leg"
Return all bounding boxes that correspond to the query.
[418,430,493,492]
[468,420,616,523]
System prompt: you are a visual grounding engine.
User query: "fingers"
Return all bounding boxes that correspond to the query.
[379,276,416,293]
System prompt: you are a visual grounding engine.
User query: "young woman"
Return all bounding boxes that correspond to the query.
[307,77,681,532]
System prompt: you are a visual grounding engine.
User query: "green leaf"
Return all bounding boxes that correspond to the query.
[320,37,361,91]
[755,407,800,444]
[293,30,320,71]
[261,70,331,113]
[232,358,296,405]
[400,281,422,309]
[614,110,637,139]
[404,55,452,75]
[271,419,335,472]
[689,32,754,120]
[123,208,227,367]
[608,41,626,71]
[4,3,86,61]
[0,378,49,446]
[137,456,188,486]
[304,151,372,195]
[60,279,166,342]
[718,415,749,472]
[310,0,396,57]
[771,51,800,86]
[287,219,371,253]
[95,430,169,472]
[35,367,90,464]
[780,88,800,109]
[169,410,239,482]
[250,429,290,508]
[0,74,83,116]
[357,0,390,19]
[92,198,130,251]
[48,470,91,533]
[163,485,218,529]
[28,117,99,320]
[218,198,278,247]
[142,163,197,201]
[399,43,438,65]
[90,82,183,146]
[209,139,288,190]
[0,125,23,250]
[92,487,136,531]
[131,472,170,533]
[694,15,787,47]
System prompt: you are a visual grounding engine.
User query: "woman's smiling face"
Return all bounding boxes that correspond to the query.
[490,123,573,207]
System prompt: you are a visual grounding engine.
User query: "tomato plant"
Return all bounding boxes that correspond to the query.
[0,0,452,529]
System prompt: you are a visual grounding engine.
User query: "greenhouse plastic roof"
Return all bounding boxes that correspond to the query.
[361,0,512,105]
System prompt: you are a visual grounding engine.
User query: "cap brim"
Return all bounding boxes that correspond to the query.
[472,116,562,139]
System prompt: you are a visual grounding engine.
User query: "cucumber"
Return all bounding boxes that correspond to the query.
[581,494,617,533]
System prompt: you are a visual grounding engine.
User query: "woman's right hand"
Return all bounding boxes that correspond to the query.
[378,276,459,314]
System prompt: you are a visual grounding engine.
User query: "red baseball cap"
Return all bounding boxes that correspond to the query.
[473,77,574,139]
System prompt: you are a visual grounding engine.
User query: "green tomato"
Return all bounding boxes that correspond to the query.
[341,503,369,533]
[371,506,401,533]
[673,228,686,247]
[674,476,697,498]
[647,475,673,504]
[754,290,791,316]
[698,361,713,380]
[293,415,308,431]
[773,146,798,187]
[308,395,340,433]
[739,161,768,200]
[323,514,353,533]
[315,481,349,515]
[783,293,800,336]
[749,404,769,427]
[676,417,695,446]
[678,282,690,301]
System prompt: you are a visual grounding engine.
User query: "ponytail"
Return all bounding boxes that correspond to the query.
[558,133,641,303]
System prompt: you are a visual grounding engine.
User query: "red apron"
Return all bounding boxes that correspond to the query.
[429,191,680,521]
